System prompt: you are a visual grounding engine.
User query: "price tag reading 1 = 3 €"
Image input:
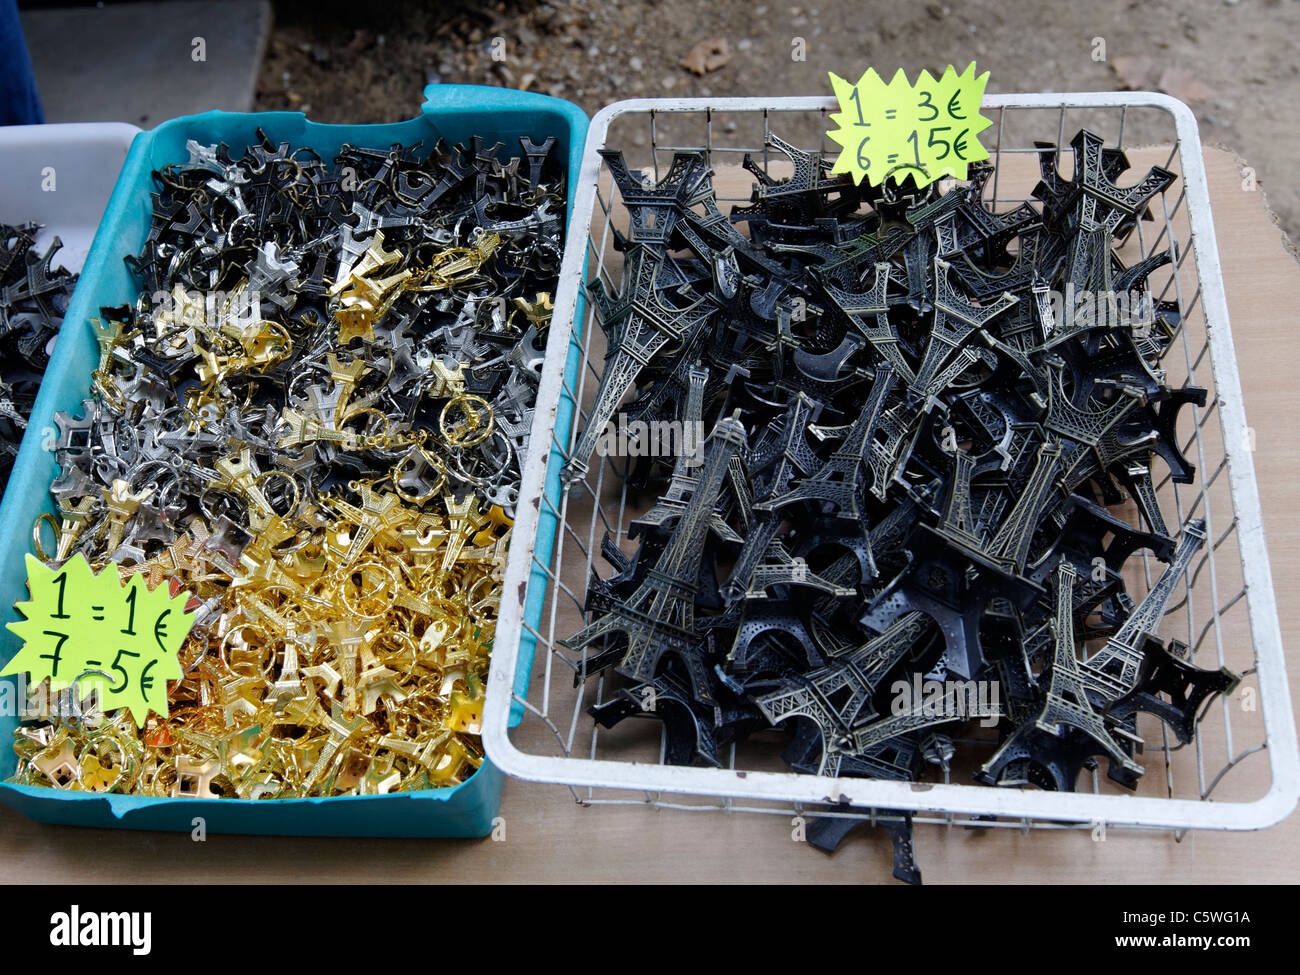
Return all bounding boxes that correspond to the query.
[3,553,196,725]
[827,62,994,188]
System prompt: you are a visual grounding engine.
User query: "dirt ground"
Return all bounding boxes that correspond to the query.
[255,0,1300,249]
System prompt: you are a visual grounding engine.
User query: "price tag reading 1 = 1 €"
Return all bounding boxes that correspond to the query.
[2,553,196,726]
[827,62,994,188]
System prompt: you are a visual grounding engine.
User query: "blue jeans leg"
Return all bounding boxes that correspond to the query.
[0,0,45,125]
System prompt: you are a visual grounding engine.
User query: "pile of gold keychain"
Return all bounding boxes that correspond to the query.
[8,132,560,798]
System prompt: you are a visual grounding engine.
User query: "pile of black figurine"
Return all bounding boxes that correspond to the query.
[0,223,78,487]
[562,132,1240,848]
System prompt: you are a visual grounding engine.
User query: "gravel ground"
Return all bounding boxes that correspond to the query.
[255,0,1300,250]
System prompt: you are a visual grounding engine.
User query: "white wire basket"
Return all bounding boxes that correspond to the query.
[485,92,1299,834]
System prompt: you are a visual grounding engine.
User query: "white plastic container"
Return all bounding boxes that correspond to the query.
[0,122,140,273]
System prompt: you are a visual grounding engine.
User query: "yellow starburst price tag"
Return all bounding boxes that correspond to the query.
[827,63,994,188]
[2,554,196,725]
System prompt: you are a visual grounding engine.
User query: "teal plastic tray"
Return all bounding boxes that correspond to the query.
[0,85,588,837]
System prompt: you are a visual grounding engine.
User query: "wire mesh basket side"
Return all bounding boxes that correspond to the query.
[485,93,1299,833]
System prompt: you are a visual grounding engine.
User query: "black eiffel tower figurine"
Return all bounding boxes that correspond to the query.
[1044,131,1176,341]
[1106,637,1239,746]
[754,611,934,775]
[979,560,1144,787]
[909,257,1017,403]
[1081,517,1206,701]
[818,262,917,383]
[562,417,747,703]
[565,243,718,483]
[756,364,898,524]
